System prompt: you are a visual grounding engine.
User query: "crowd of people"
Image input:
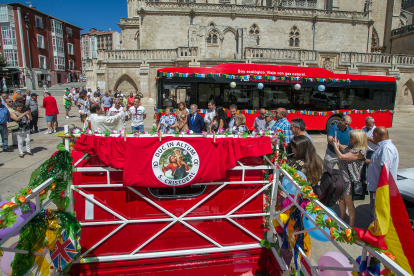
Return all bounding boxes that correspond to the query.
[286,114,398,227]
[0,87,146,157]
[1,89,400,227]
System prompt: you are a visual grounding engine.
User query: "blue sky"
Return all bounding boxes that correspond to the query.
[0,0,126,33]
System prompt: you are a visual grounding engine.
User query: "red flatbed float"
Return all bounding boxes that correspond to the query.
[69,135,283,275]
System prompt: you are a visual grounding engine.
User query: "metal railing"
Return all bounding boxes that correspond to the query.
[0,126,72,275]
[269,163,411,275]
[1,128,411,275]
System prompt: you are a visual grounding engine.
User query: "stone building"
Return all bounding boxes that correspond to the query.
[81,29,122,77]
[389,0,414,56]
[84,0,414,109]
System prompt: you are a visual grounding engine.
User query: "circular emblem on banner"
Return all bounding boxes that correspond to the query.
[152,140,200,186]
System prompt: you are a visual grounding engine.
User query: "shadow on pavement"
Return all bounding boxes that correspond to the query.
[354,203,373,229]
[30,147,47,154]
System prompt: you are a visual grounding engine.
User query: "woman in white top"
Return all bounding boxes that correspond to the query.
[77,93,90,123]
[93,92,101,106]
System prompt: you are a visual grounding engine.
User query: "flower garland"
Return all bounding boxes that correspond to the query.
[260,132,401,275]
[0,146,82,276]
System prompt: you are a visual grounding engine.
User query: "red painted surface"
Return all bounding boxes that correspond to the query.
[71,152,281,275]
[158,63,396,82]
[71,248,282,276]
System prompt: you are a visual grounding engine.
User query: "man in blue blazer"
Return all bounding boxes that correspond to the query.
[187,104,204,133]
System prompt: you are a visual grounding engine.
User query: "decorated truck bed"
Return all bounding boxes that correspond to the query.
[0,126,413,276]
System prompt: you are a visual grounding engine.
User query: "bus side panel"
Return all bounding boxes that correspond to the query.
[244,111,260,130]
[287,113,327,131]
[372,112,393,128]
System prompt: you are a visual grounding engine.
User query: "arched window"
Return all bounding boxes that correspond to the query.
[289,26,300,47]
[207,30,219,46]
[209,22,215,27]
[249,24,260,46]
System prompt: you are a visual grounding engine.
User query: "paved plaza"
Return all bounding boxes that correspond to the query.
[0,96,412,272]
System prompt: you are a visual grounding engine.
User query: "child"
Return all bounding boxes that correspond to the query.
[175,149,187,169]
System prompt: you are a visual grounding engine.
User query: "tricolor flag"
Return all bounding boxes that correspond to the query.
[355,163,414,275]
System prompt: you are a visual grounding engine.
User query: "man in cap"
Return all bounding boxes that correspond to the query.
[63,91,72,119]
[264,112,276,131]
[26,93,39,133]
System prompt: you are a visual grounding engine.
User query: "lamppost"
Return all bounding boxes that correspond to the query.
[24,12,34,90]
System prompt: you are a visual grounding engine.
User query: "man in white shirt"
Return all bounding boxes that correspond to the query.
[85,103,127,132]
[204,100,216,131]
[108,99,128,128]
[25,90,31,102]
[367,126,399,221]
[129,97,146,132]
[361,116,377,186]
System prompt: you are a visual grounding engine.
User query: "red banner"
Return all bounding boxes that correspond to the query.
[75,135,272,187]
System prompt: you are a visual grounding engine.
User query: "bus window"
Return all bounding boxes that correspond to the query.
[293,87,314,110]
[228,85,260,110]
[162,83,195,109]
[349,88,370,110]
[371,89,395,110]
[262,86,292,110]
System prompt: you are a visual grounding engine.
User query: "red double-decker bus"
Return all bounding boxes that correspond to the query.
[157,63,396,131]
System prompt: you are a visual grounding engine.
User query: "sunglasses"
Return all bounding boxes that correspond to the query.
[260,113,266,115]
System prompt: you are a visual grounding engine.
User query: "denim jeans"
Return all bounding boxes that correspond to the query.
[360,151,373,184]
[0,124,8,149]
[132,125,144,132]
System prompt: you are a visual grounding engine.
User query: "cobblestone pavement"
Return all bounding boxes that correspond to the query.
[0,96,412,273]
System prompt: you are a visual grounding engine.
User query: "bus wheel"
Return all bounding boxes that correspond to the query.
[326,116,341,132]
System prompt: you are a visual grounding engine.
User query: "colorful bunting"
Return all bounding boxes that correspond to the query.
[155,109,393,116]
[160,73,356,85]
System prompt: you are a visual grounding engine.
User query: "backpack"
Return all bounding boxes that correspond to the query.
[313,163,344,207]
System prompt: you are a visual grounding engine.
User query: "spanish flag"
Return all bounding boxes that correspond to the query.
[355,163,414,274]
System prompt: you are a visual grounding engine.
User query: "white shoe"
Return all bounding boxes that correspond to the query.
[53,129,57,133]
[44,130,51,135]
[66,116,70,119]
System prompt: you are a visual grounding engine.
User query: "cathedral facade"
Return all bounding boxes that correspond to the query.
[84,0,414,109]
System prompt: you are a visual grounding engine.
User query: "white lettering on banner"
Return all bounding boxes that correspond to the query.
[236,69,306,77]
[152,140,200,186]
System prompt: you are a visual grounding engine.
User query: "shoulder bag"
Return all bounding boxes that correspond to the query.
[347,163,365,201]
[313,163,344,207]
[7,120,19,131]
